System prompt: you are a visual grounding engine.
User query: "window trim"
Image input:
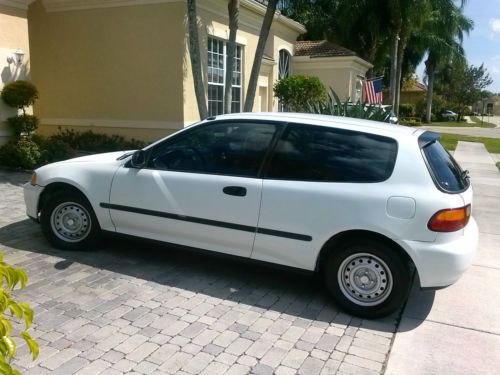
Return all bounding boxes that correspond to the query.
[140,119,287,179]
[207,37,243,116]
[261,122,399,183]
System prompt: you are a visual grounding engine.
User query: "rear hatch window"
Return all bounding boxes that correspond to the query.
[420,132,470,193]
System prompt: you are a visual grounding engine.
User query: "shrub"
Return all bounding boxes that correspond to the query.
[0,80,39,112]
[51,128,146,153]
[399,103,415,117]
[274,75,326,112]
[0,139,41,169]
[399,117,422,126]
[0,252,39,373]
[6,115,39,138]
[37,138,77,164]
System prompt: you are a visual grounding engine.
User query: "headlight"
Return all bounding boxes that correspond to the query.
[30,172,37,186]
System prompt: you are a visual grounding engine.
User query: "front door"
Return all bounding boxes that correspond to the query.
[107,121,278,258]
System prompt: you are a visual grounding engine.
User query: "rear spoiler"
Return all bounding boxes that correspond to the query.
[418,131,441,149]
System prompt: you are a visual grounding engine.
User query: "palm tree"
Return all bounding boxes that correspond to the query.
[422,1,473,123]
[244,0,279,112]
[224,0,240,114]
[393,0,431,115]
[187,0,208,119]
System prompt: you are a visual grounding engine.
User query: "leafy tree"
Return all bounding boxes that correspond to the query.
[187,0,208,119]
[0,252,39,374]
[283,0,390,71]
[244,0,279,112]
[443,63,492,120]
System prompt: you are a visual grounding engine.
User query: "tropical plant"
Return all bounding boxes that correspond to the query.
[273,75,326,112]
[244,0,279,112]
[308,88,392,122]
[224,0,240,114]
[186,0,208,119]
[0,252,39,374]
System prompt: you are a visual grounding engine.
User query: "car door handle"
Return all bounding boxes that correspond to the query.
[223,186,247,197]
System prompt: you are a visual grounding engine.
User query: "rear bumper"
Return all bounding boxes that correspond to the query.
[397,217,478,288]
[23,183,43,222]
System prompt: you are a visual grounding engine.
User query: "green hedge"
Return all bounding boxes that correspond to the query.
[0,129,146,170]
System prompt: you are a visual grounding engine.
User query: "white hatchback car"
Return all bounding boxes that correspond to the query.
[24,113,478,318]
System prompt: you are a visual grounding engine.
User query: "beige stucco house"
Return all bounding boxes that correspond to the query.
[1,0,374,144]
[293,40,373,102]
[0,0,31,145]
[473,96,500,116]
[399,81,427,105]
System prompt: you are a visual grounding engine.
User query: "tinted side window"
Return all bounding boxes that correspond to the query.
[265,124,398,182]
[422,141,469,192]
[149,122,277,177]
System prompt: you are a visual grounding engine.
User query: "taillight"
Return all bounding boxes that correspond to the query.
[428,205,471,232]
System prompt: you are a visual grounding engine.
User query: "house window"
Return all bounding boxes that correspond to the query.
[278,49,291,111]
[208,37,243,116]
[355,78,363,102]
[278,49,291,79]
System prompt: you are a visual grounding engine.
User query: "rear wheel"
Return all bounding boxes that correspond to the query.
[324,240,411,318]
[40,191,100,250]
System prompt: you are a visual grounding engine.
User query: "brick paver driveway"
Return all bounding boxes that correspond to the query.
[0,170,399,375]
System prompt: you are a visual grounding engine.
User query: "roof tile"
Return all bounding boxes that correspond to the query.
[294,40,356,58]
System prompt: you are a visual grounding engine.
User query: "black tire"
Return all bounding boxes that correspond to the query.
[323,240,411,319]
[40,191,101,251]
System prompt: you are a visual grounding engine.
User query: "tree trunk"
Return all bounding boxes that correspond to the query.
[187,0,208,119]
[394,35,407,117]
[243,0,278,112]
[389,32,399,110]
[224,0,239,114]
[425,58,436,124]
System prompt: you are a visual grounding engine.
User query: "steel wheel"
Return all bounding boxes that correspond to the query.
[50,202,91,243]
[337,252,393,306]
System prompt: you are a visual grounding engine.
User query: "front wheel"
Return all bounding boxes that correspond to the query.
[323,240,411,318]
[40,191,101,250]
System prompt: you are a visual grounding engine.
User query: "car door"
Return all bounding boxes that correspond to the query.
[251,123,399,270]
[107,121,279,258]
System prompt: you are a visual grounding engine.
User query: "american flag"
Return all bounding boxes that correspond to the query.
[364,78,383,104]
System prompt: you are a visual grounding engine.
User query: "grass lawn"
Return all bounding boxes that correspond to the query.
[470,116,497,128]
[439,133,500,154]
[431,119,496,128]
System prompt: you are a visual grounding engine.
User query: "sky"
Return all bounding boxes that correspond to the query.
[416,0,500,93]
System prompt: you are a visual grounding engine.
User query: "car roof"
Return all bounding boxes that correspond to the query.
[206,112,424,138]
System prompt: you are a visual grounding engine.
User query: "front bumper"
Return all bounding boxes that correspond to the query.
[23,183,44,222]
[397,217,479,288]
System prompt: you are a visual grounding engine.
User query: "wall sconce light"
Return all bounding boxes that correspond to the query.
[7,48,25,66]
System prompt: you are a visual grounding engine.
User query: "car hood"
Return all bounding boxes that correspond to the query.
[58,151,131,164]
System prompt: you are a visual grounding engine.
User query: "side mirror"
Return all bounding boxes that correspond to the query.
[130,150,146,169]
